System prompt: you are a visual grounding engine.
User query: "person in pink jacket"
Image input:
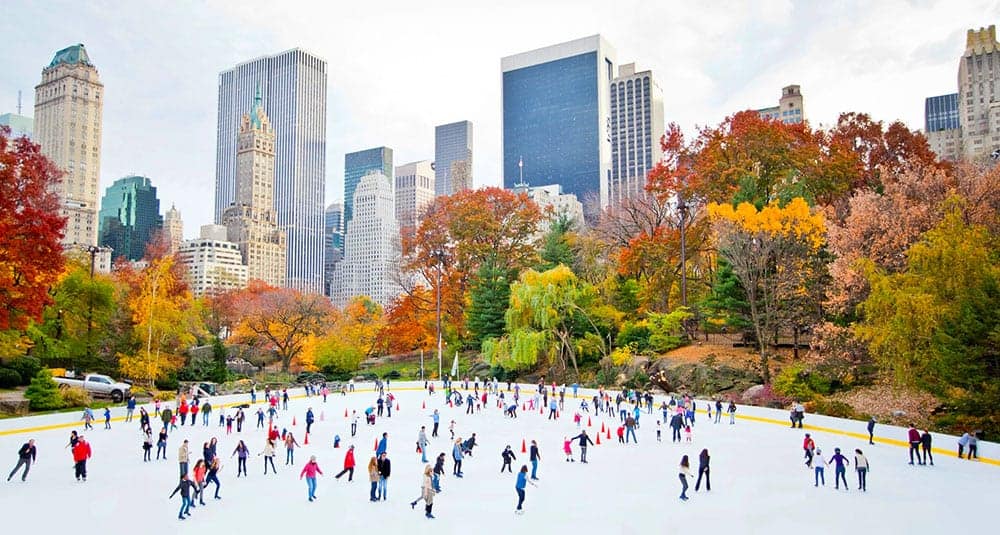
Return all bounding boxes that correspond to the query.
[300,455,324,502]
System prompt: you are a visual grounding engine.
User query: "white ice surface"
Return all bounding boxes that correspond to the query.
[0,382,995,535]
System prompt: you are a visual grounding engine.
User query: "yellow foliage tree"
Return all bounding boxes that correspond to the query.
[707,197,826,382]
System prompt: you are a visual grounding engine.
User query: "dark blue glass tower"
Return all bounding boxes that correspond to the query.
[925,93,959,132]
[344,147,393,225]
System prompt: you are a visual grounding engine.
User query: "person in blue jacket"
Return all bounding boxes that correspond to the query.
[514,464,537,514]
[452,438,464,477]
[376,432,388,457]
[829,447,850,490]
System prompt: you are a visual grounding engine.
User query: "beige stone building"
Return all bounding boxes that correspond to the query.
[222,90,287,287]
[33,44,104,247]
[394,160,435,236]
[959,25,1000,160]
[755,85,805,125]
[164,204,184,253]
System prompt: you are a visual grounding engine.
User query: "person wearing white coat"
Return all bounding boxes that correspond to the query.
[854,449,870,491]
[813,448,827,487]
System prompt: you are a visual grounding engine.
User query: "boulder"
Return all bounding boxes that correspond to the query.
[742,384,766,403]
[0,399,29,416]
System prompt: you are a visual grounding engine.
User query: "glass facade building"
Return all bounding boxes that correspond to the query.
[344,146,393,226]
[502,35,616,212]
[215,49,327,294]
[434,120,473,196]
[925,93,960,132]
[98,175,163,261]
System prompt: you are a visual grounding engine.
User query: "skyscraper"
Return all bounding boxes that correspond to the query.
[222,91,287,287]
[958,25,1000,159]
[609,63,664,205]
[329,172,402,308]
[0,113,33,139]
[502,35,616,212]
[323,202,344,296]
[97,175,163,262]
[344,147,393,226]
[215,49,327,293]
[164,204,184,253]
[394,160,435,236]
[925,93,961,161]
[755,85,806,124]
[434,121,473,196]
[34,44,104,247]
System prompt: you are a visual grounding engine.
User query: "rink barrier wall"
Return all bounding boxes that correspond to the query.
[0,381,995,467]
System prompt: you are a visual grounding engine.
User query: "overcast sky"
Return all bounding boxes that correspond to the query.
[2,0,998,238]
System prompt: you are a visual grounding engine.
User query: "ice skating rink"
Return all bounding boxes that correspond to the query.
[0,382,995,534]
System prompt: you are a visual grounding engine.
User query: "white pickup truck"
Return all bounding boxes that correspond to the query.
[53,373,131,403]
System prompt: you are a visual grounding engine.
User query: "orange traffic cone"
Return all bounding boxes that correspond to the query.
[521,439,526,453]
[304,433,309,445]
[596,433,602,445]
[292,416,296,426]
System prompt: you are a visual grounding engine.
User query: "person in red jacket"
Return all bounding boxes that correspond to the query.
[334,445,356,481]
[179,402,190,426]
[72,436,92,481]
[803,433,816,467]
[907,424,922,465]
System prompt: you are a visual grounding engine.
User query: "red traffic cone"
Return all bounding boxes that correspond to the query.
[596,433,601,445]
[344,409,348,418]
[374,438,378,451]
[522,404,525,411]
[600,422,605,433]
[304,433,309,445]
[521,439,526,453]
[539,407,543,415]
[555,410,559,419]
[588,417,592,427]
[422,401,426,409]
[606,428,611,440]
[396,403,400,411]
[292,416,296,426]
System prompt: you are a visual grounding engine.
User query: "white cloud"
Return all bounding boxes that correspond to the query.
[1,0,997,237]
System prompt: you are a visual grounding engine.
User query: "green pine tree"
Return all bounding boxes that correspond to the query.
[24,369,64,410]
[536,214,575,272]
[467,259,513,348]
[700,258,753,335]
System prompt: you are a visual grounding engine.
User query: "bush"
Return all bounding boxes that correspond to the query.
[0,368,22,388]
[773,364,835,402]
[809,399,859,419]
[615,322,651,352]
[60,387,93,408]
[155,374,179,392]
[5,356,41,386]
[24,369,64,410]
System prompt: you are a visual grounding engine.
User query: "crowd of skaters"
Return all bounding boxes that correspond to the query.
[4,376,992,520]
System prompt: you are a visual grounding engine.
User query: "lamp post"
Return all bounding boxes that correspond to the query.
[84,245,100,361]
[677,194,689,308]
[432,249,446,380]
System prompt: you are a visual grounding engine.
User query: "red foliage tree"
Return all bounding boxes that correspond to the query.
[0,127,66,330]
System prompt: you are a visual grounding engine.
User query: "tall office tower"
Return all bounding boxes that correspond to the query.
[958,25,1000,160]
[755,85,806,124]
[0,114,33,139]
[925,93,961,161]
[177,225,249,297]
[222,91,287,287]
[329,172,402,308]
[97,175,163,262]
[394,160,435,236]
[34,44,104,247]
[215,49,327,293]
[163,204,184,253]
[502,35,617,213]
[609,63,664,206]
[434,121,473,196]
[344,146,393,226]
[323,202,344,296]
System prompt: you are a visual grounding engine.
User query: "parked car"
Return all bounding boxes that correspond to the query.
[296,372,327,385]
[53,373,131,403]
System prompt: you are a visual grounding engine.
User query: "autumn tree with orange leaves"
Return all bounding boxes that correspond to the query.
[0,126,66,332]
